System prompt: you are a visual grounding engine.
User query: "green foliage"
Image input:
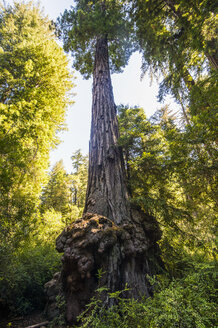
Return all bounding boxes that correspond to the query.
[48,295,66,328]
[79,262,217,328]
[0,1,74,316]
[41,160,76,224]
[133,0,217,83]
[71,149,88,211]
[132,0,218,140]
[129,0,217,279]
[0,242,61,314]
[0,149,88,315]
[0,0,216,323]
[0,1,74,245]
[41,151,88,224]
[57,0,135,78]
[118,105,217,275]
[37,209,66,241]
[0,203,69,315]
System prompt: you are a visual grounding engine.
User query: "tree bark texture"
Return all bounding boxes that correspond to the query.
[84,37,130,224]
[48,212,162,324]
[45,36,163,325]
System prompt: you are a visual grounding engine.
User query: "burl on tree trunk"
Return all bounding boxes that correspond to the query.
[45,37,163,324]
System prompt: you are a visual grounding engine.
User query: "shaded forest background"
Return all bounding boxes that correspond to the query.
[0,1,217,327]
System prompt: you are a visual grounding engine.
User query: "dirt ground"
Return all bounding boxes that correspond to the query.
[0,311,47,328]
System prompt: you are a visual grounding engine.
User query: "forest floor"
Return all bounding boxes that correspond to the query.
[0,311,48,328]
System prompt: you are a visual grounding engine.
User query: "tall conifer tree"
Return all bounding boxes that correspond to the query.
[53,0,162,323]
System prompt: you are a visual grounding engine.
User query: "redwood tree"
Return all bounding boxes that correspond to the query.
[48,0,162,323]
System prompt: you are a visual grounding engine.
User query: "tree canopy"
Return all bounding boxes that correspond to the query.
[0,1,73,248]
[0,2,75,315]
[0,1,217,326]
[57,0,135,78]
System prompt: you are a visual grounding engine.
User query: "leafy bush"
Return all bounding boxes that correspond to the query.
[0,209,65,315]
[0,242,61,314]
[79,262,217,328]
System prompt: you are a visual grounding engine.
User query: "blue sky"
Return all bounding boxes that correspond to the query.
[3,0,174,172]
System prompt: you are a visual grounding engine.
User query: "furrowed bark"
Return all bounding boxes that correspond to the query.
[84,37,130,224]
[45,35,162,325]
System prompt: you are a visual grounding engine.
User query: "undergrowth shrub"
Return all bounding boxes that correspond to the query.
[78,262,217,328]
[0,209,65,315]
[0,242,61,315]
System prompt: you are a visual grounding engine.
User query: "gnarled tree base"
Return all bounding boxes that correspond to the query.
[45,211,162,324]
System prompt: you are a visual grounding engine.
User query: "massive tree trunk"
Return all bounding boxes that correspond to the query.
[45,36,162,325]
[84,37,130,224]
